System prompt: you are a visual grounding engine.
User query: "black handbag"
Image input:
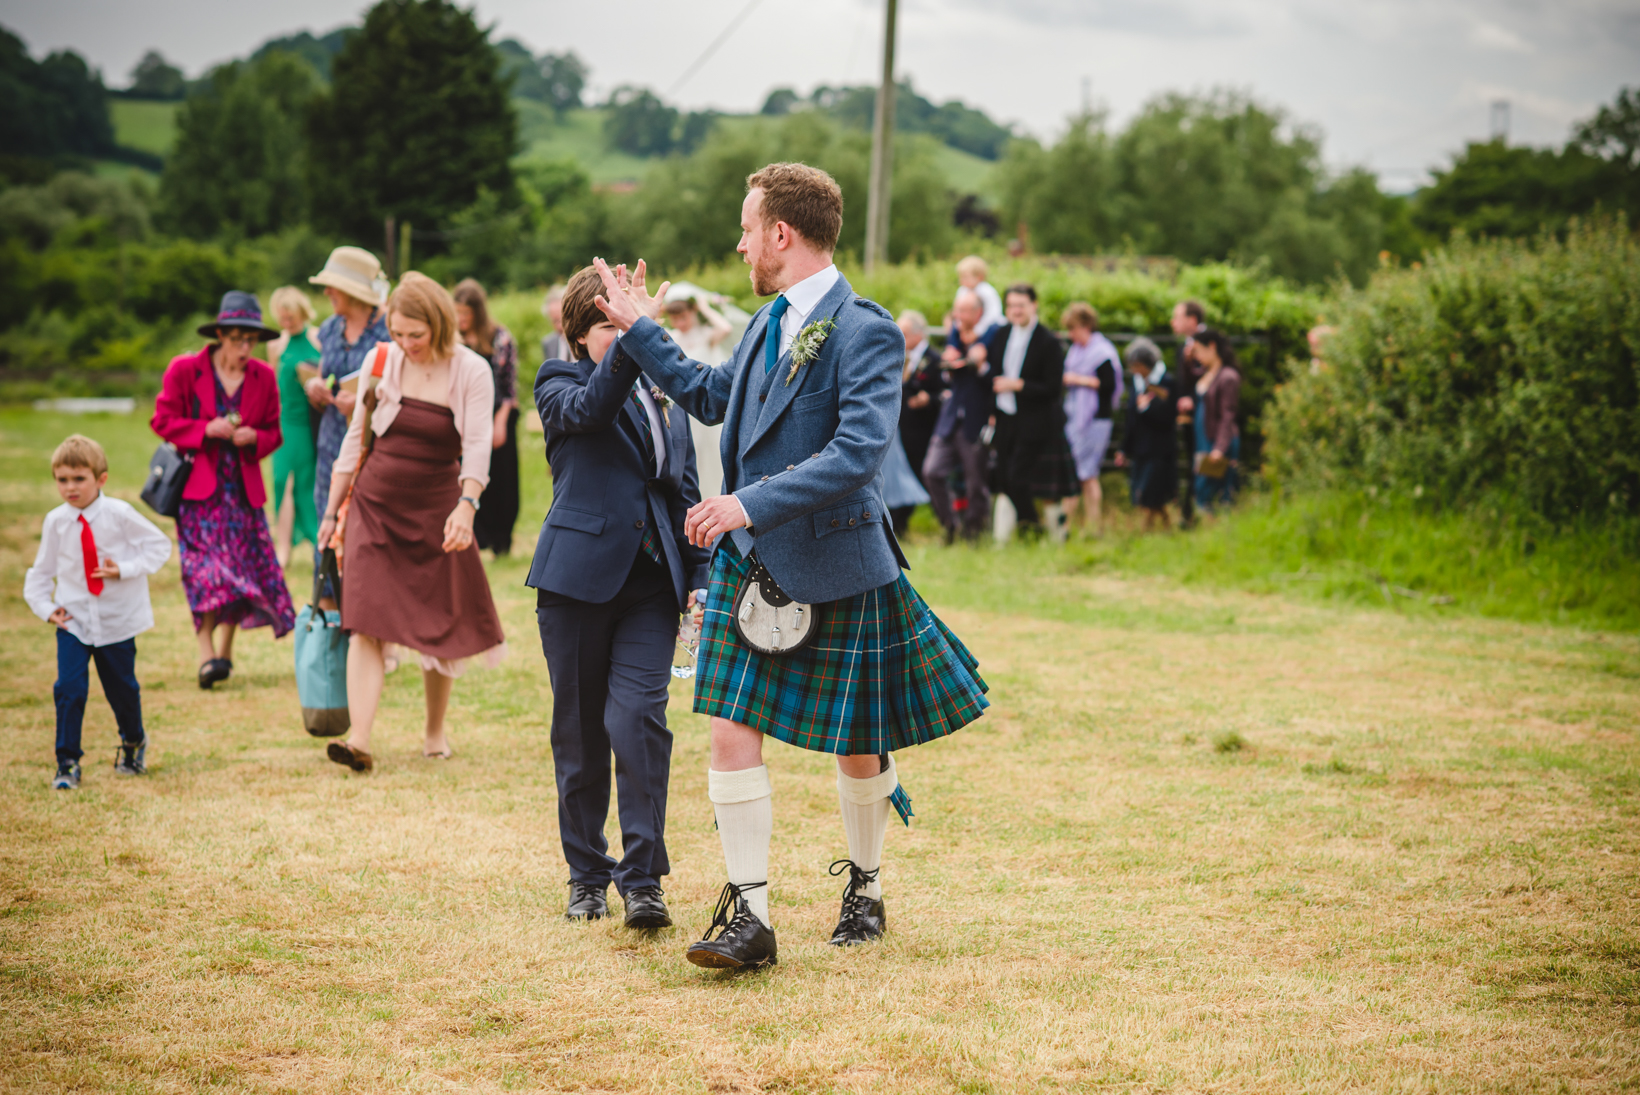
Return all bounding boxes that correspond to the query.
[733,553,820,656]
[141,383,201,519]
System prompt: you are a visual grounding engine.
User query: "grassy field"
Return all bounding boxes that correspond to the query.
[2,408,1638,1093]
[108,98,179,157]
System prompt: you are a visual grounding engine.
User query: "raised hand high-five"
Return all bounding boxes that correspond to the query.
[591,257,670,333]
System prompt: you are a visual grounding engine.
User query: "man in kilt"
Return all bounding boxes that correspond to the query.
[590,163,989,970]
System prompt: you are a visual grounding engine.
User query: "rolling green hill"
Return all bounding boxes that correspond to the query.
[109,99,179,157]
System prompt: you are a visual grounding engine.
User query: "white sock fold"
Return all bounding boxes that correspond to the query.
[837,756,896,900]
[709,765,773,927]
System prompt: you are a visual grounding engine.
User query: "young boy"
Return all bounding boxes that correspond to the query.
[24,435,171,789]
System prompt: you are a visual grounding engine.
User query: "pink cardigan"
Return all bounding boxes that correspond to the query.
[332,341,495,487]
[150,346,282,509]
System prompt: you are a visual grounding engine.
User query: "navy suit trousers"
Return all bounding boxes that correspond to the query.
[536,550,677,894]
[55,630,144,761]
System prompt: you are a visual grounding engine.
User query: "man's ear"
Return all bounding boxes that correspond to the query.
[773,221,793,251]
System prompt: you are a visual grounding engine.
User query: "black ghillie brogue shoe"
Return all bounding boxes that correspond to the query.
[565,881,609,921]
[623,886,672,930]
[826,859,886,946]
[686,881,777,970]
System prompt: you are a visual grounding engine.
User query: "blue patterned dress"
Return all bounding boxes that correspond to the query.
[176,374,297,637]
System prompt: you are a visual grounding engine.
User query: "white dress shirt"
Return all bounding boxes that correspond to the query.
[775,264,841,358]
[24,493,172,647]
[996,320,1037,416]
[633,384,666,476]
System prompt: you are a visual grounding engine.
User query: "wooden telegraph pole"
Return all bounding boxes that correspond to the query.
[863,0,898,272]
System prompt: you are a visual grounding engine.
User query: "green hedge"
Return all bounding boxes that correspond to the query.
[1265,219,1640,525]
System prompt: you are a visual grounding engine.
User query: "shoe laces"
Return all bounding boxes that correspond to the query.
[701,880,766,943]
[569,881,605,903]
[828,859,880,924]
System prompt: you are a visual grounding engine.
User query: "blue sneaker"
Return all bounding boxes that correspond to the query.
[114,737,147,776]
[52,759,80,790]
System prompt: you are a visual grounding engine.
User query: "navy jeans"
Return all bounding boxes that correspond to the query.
[54,630,144,761]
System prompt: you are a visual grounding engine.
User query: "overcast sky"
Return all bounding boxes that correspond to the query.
[5,0,1636,189]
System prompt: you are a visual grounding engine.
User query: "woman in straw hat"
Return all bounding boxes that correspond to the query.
[318,274,506,772]
[150,292,297,689]
[306,247,390,597]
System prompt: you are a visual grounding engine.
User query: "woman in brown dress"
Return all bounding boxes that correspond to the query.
[318,273,506,771]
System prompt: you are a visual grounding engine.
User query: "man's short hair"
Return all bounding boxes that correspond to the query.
[897,309,927,338]
[1062,301,1098,331]
[745,162,844,253]
[952,288,982,313]
[1005,282,1037,304]
[52,434,108,477]
[1179,299,1206,323]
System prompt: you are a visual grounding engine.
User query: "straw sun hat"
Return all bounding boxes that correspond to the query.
[308,246,390,306]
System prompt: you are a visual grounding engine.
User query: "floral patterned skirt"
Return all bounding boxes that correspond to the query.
[177,471,296,638]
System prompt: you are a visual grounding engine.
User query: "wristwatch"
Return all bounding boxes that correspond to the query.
[460,495,482,512]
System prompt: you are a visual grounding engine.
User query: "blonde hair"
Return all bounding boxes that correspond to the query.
[745,162,844,252]
[956,255,989,280]
[1062,301,1098,331]
[268,286,315,326]
[52,434,108,477]
[387,272,459,358]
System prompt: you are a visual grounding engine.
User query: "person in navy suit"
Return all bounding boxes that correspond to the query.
[528,266,711,931]
[591,163,990,972]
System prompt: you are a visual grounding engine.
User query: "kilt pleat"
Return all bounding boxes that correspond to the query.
[693,541,989,755]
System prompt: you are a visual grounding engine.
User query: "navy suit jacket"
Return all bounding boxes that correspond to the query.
[615,273,909,604]
[526,348,710,609]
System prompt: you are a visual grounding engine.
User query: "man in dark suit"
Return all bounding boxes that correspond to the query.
[894,309,943,534]
[922,289,996,542]
[528,266,711,930]
[986,283,1065,535]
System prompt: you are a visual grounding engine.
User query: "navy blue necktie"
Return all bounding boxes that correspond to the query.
[763,295,791,374]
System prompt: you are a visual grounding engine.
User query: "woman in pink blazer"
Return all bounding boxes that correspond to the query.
[151,291,296,689]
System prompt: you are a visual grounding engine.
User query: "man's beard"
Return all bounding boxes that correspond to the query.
[749,248,781,297]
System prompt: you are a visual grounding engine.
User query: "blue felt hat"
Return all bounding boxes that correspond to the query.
[198,290,278,341]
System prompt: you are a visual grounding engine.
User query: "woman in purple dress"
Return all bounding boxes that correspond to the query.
[151,292,297,689]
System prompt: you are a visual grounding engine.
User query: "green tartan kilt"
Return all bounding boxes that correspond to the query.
[693,540,989,755]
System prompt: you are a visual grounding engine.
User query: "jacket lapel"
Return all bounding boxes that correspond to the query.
[746,275,852,451]
[720,305,772,491]
[192,353,216,417]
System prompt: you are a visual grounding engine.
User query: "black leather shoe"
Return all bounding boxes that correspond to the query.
[623,886,672,930]
[686,881,777,970]
[565,880,608,921]
[827,859,887,946]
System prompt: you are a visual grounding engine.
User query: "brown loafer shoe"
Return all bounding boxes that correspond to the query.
[326,742,373,772]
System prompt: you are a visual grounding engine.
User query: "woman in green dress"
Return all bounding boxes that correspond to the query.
[267,287,322,568]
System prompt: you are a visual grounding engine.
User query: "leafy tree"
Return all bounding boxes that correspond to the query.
[501,45,587,114]
[0,29,114,159]
[994,113,1117,253]
[618,111,953,272]
[306,0,517,245]
[1413,140,1626,240]
[251,30,353,82]
[1574,86,1640,169]
[810,81,1012,160]
[761,88,799,116]
[127,50,186,99]
[159,52,318,238]
[605,86,678,156]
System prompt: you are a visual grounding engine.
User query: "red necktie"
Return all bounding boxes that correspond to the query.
[78,514,103,596]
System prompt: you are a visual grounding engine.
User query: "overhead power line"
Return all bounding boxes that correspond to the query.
[667,0,764,99]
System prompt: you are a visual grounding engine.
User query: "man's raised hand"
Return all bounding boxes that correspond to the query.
[592,257,670,333]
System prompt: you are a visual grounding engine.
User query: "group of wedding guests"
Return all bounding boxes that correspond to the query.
[147,248,525,696]
[892,256,1243,541]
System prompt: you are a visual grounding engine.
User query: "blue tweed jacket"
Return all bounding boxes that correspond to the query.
[614,273,909,604]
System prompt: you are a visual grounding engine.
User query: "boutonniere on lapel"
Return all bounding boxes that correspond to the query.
[785,318,837,386]
[649,385,673,427]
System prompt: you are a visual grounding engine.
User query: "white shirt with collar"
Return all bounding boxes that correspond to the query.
[24,493,172,647]
[728,263,843,534]
[906,338,930,373]
[633,384,666,476]
[996,319,1038,416]
[775,264,841,358]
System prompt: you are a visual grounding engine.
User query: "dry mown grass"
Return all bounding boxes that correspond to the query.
[1,411,1638,1093]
